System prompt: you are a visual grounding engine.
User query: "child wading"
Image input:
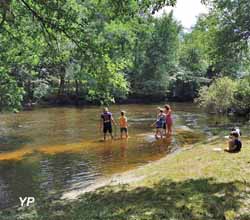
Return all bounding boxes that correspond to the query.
[100,107,116,141]
[151,108,166,139]
[119,111,128,139]
[164,104,173,135]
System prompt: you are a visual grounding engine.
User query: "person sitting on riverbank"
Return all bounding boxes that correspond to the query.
[232,127,241,137]
[119,111,128,139]
[151,108,166,139]
[100,107,116,141]
[224,127,241,139]
[164,104,173,136]
[224,131,242,153]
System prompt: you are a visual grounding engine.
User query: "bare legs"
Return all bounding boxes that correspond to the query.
[120,131,128,139]
[104,132,113,141]
[167,123,172,135]
[155,128,163,139]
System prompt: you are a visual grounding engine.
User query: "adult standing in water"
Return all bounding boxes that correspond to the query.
[100,107,116,141]
[164,104,173,135]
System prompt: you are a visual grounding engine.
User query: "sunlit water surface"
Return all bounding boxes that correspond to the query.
[0,103,249,209]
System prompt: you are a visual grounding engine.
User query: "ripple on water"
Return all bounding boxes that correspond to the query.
[1,103,248,209]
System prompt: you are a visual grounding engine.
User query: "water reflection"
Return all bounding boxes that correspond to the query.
[0,135,30,152]
[0,103,249,209]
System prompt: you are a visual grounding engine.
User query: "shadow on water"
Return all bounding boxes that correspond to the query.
[0,152,97,209]
[0,159,42,209]
[0,135,31,153]
[0,136,175,209]
[28,178,249,220]
[0,103,249,210]
[0,127,210,209]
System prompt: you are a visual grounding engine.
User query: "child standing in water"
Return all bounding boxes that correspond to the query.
[151,108,166,139]
[100,107,116,141]
[164,104,173,135]
[119,111,128,139]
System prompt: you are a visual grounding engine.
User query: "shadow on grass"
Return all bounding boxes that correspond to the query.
[1,178,249,220]
[64,178,247,220]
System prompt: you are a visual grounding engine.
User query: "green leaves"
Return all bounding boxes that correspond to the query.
[197,0,250,75]
[1,0,249,111]
[1,0,179,110]
[232,77,250,115]
[197,77,237,114]
[84,55,129,104]
[130,13,181,97]
[198,75,250,115]
[0,68,24,112]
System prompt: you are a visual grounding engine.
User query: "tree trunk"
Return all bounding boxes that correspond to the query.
[58,73,65,96]
[75,80,79,96]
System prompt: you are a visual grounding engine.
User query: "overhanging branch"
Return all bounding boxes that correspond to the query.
[19,0,81,48]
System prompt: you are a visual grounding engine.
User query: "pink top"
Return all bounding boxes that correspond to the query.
[166,110,172,124]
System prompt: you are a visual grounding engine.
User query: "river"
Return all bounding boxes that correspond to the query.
[0,103,249,209]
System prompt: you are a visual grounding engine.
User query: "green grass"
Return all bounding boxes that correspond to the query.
[1,138,250,220]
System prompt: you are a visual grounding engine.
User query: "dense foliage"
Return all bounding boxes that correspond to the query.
[0,0,250,115]
[129,12,181,98]
[0,0,178,111]
[196,77,237,113]
[0,69,24,112]
[196,0,250,115]
[197,76,250,115]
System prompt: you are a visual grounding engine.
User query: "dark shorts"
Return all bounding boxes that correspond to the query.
[103,123,112,133]
[120,127,128,133]
[163,123,166,129]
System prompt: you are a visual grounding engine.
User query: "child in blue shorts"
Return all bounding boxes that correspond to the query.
[151,108,166,139]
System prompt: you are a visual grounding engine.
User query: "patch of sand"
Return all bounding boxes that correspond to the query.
[61,172,146,200]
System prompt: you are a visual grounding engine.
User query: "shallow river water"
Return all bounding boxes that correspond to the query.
[0,103,249,209]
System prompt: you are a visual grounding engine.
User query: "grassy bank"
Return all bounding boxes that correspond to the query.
[1,137,250,220]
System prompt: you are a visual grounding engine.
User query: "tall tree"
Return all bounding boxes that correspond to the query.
[201,0,250,75]
[130,12,181,98]
[0,0,178,110]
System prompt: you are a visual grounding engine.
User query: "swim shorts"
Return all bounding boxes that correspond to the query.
[103,123,112,133]
[120,127,128,133]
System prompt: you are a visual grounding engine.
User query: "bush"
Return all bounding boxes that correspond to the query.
[196,77,237,113]
[233,77,250,115]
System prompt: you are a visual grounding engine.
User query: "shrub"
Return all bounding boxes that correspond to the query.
[196,77,237,113]
[233,77,250,115]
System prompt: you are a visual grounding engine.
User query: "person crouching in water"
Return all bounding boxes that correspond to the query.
[100,107,116,141]
[151,108,166,139]
[224,131,242,153]
[164,104,173,135]
[119,111,128,139]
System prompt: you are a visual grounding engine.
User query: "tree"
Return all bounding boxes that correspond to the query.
[0,0,179,110]
[200,0,250,75]
[171,23,210,101]
[0,69,24,112]
[130,12,181,98]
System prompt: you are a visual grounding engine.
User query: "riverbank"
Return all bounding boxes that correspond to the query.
[21,96,190,111]
[1,136,250,220]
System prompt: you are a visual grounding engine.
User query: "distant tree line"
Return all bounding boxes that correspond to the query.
[0,0,250,115]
